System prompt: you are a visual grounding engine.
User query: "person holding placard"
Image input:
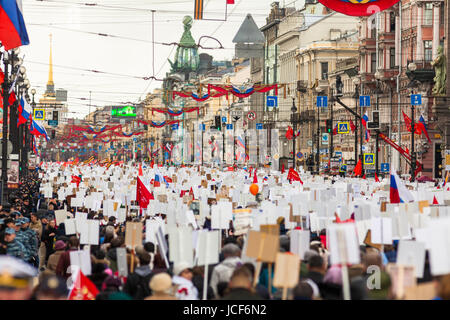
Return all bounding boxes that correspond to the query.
[221,266,263,300]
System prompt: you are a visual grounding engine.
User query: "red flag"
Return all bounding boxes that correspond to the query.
[189,187,195,200]
[136,176,152,209]
[68,270,99,300]
[138,163,143,176]
[227,0,235,4]
[375,172,380,182]
[333,124,338,136]
[253,169,258,184]
[163,176,172,183]
[353,159,362,177]
[285,126,294,140]
[281,164,285,174]
[288,168,303,185]
[433,196,439,205]
[71,175,81,187]
[150,159,154,168]
[8,91,17,105]
[405,147,410,155]
[362,174,366,180]
[227,166,234,171]
[349,120,356,133]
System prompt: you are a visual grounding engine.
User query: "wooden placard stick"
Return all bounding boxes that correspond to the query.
[268,263,273,298]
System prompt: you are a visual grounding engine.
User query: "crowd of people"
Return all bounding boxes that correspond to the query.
[0,163,449,301]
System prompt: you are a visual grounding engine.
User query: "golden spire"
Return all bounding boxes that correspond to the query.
[47,34,54,86]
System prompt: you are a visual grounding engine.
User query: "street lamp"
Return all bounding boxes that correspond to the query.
[352,77,360,166]
[291,96,297,169]
[374,70,383,177]
[315,86,323,174]
[407,62,418,181]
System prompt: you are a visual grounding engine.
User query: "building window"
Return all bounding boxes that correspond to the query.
[390,12,396,32]
[424,3,433,25]
[424,40,433,61]
[390,48,396,68]
[371,24,376,39]
[371,53,376,73]
[321,62,328,80]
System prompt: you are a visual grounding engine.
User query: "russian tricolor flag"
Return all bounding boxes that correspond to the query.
[362,112,370,142]
[30,119,49,141]
[17,96,31,126]
[0,0,30,50]
[390,168,414,203]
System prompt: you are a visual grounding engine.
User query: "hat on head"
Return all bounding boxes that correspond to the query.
[5,228,15,235]
[0,219,4,225]
[54,240,66,251]
[22,217,30,224]
[149,273,172,293]
[173,261,192,276]
[37,275,69,297]
[0,256,37,289]
[14,219,23,226]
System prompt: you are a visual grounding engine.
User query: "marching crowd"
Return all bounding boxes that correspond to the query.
[0,165,450,301]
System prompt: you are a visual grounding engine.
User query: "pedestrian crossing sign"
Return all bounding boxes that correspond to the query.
[34,109,45,120]
[364,153,375,165]
[338,122,349,134]
[339,164,347,172]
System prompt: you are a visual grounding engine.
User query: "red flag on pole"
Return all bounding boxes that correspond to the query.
[138,163,143,176]
[136,176,152,210]
[349,120,356,133]
[285,126,294,140]
[287,168,303,185]
[353,159,362,177]
[281,164,285,174]
[375,172,380,182]
[253,169,258,184]
[68,270,99,300]
[433,196,439,205]
[189,187,195,200]
[227,0,235,4]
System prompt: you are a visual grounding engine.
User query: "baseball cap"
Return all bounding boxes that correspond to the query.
[5,228,15,235]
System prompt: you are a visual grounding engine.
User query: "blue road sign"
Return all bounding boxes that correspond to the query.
[359,95,371,107]
[172,124,179,130]
[364,153,375,165]
[317,96,328,107]
[340,164,347,172]
[226,124,233,130]
[338,122,349,134]
[335,151,342,157]
[296,152,303,159]
[380,163,390,173]
[256,123,263,130]
[267,96,278,107]
[48,120,58,126]
[411,94,422,106]
[199,124,205,131]
[222,116,227,123]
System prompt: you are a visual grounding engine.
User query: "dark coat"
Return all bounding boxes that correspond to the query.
[221,288,264,300]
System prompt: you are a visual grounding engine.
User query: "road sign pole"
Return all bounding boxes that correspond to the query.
[1,52,9,205]
[411,102,416,182]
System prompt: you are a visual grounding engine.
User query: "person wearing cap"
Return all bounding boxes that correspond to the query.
[0,256,37,300]
[14,219,33,264]
[5,228,26,261]
[33,274,68,300]
[145,272,177,300]
[20,217,39,267]
[172,261,198,300]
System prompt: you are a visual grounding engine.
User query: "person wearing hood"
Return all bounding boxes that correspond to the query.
[172,261,198,300]
[210,243,242,298]
[123,251,153,300]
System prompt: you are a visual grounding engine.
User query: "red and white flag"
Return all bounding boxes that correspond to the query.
[68,270,99,300]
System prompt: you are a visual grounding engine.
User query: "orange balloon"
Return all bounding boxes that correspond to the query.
[249,183,259,196]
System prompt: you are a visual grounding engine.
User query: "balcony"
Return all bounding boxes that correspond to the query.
[406,60,435,83]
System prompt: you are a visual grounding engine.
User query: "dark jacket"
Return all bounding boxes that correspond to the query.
[123,265,153,300]
[42,226,57,259]
[221,288,264,300]
[56,247,79,279]
[305,271,324,286]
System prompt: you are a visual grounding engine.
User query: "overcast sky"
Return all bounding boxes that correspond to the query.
[20,0,305,119]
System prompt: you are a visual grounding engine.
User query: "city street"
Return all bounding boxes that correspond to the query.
[1,0,450,306]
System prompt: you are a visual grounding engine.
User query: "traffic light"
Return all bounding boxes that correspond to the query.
[53,110,58,121]
[51,129,56,139]
[326,119,332,133]
[214,116,221,130]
